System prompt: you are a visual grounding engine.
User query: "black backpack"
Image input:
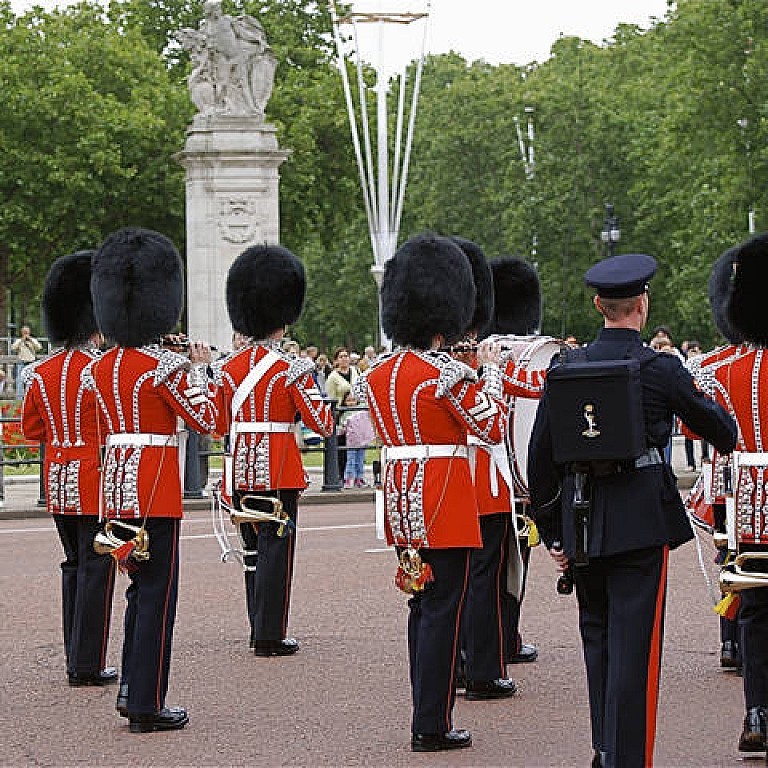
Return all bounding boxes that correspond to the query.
[546,346,654,465]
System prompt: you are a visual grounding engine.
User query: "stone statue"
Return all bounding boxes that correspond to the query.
[178,0,277,118]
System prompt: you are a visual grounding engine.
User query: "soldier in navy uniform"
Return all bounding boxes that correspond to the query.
[527,253,737,768]
[214,245,333,656]
[22,251,117,687]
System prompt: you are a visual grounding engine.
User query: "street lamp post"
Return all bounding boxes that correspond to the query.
[601,203,621,258]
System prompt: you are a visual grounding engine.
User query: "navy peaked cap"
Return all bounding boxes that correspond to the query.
[584,253,657,298]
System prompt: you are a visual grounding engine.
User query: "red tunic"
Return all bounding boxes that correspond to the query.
[214,345,333,492]
[361,350,507,548]
[686,344,745,505]
[21,347,101,515]
[713,346,768,545]
[86,346,217,520]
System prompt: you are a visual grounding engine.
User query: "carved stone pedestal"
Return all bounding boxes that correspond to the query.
[177,114,289,352]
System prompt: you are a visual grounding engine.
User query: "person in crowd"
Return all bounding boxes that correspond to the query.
[21,250,117,688]
[213,244,333,657]
[528,252,737,768]
[339,391,374,488]
[314,353,331,394]
[358,345,377,372]
[356,233,507,753]
[88,228,217,733]
[12,324,42,396]
[325,347,359,479]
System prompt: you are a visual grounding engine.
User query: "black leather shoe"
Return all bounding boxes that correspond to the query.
[720,640,741,669]
[738,707,767,752]
[411,729,472,752]
[508,643,539,664]
[465,678,518,700]
[68,667,118,687]
[129,707,189,733]
[591,750,602,768]
[253,637,299,657]
[116,683,129,717]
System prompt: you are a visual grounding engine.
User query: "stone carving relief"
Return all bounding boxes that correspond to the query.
[177,0,277,119]
[217,197,260,243]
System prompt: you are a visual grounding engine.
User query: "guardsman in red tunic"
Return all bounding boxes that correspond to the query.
[488,256,549,665]
[356,234,507,753]
[684,247,747,671]
[214,245,333,657]
[449,238,518,700]
[88,228,217,733]
[21,251,117,687]
[707,234,768,757]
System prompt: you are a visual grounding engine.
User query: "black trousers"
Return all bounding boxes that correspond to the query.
[463,513,510,682]
[238,489,299,643]
[574,546,668,768]
[120,518,180,715]
[740,587,768,708]
[405,547,470,734]
[54,515,116,677]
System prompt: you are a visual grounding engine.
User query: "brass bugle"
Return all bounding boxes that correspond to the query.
[94,520,150,561]
[719,551,768,593]
[230,495,293,537]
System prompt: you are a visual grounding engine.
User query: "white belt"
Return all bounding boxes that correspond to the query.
[233,421,294,434]
[734,451,768,467]
[107,432,179,448]
[384,444,468,461]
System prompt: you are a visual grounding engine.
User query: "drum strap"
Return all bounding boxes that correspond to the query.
[467,437,515,499]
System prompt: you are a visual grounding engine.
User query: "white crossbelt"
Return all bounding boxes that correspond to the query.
[467,435,515,499]
[107,432,179,448]
[232,421,294,434]
[384,444,468,461]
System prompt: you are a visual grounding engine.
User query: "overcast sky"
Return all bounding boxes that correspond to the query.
[10,0,674,68]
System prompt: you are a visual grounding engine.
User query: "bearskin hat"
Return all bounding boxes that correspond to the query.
[92,228,183,347]
[488,256,542,335]
[42,250,98,347]
[226,244,305,340]
[726,232,768,346]
[708,245,743,344]
[450,236,494,336]
[381,233,475,349]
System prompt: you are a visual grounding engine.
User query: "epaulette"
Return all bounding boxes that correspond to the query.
[20,359,42,391]
[352,370,369,404]
[209,357,227,387]
[285,355,315,386]
[80,360,96,391]
[433,354,478,398]
[147,347,190,386]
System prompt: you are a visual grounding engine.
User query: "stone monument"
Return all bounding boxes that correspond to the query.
[176,0,289,352]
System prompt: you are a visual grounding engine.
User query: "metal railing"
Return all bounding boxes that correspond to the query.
[0,402,380,508]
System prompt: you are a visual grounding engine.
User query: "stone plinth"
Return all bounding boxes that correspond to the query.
[177,115,290,352]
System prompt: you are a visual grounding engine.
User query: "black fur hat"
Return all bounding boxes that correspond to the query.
[381,233,475,349]
[226,244,305,340]
[708,245,743,344]
[488,256,542,335]
[726,232,768,346]
[92,228,183,347]
[450,236,494,336]
[42,250,98,347]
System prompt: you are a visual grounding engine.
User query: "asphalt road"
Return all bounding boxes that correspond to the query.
[0,500,748,767]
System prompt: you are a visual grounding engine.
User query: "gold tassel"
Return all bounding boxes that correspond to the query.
[527,519,540,547]
[713,592,740,620]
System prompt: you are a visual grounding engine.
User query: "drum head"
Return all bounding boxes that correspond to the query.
[510,337,561,497]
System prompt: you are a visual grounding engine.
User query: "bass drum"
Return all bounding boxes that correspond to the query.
[493,335,562,501]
